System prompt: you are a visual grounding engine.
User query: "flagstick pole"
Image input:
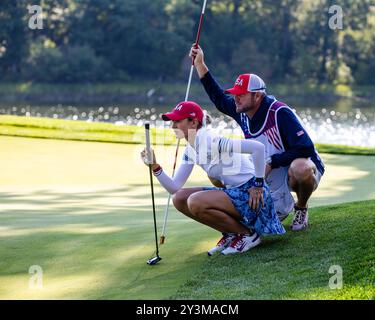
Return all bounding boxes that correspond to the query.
[160,0,208,245]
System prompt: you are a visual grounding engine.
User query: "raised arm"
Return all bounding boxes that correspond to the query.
[190,45,238,119]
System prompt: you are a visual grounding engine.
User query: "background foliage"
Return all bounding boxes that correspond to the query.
[0,0,374,85]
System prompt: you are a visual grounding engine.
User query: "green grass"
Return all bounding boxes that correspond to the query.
[0,136,374,299]
[315,143,375,156]
[0,115,176,145]
[1,115,375,155]
[0,192,210,299]
[0,191,374,299]
[172,200,375,300]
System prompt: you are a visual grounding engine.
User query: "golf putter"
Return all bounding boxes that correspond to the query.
[145,123,162,265]
[147,256,162,265]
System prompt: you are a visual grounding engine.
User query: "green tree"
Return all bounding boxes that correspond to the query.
[0,0,28,79]
[68,0,194,79]
[0,0,374,86]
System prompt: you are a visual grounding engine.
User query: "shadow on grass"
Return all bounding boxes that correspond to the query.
[0,186,214,299]
[171,200,375,300]
[0,185,172,207]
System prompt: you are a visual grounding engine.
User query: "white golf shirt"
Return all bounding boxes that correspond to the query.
[155,128,265,194]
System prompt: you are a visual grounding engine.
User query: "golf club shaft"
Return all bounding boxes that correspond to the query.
[145,123,159,256]
[160,0,208,244]
[148,164,159,256]
[184,65,194,101]
[192,0,207,63]
[160,138,180,244]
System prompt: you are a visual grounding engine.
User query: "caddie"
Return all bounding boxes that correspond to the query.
[190,44,325,231]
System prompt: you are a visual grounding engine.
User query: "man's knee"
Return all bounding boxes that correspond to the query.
[289,158,316,183]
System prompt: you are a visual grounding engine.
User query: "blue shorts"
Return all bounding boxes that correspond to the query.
[203,178,286,236]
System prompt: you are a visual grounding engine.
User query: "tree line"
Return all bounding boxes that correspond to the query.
[0,0,374,86]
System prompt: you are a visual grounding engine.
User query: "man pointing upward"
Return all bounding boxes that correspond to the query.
[189,44,325,231]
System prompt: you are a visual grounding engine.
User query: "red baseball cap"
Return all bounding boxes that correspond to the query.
[162,101,204,123]
[225,73,266,95]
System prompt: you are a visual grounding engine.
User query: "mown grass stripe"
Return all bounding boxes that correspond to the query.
[1,115,375,155]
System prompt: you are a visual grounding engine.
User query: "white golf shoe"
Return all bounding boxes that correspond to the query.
[207,233,237,256]
[221,233,261,255]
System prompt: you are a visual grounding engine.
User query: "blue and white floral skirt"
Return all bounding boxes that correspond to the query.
[203,177,286,236]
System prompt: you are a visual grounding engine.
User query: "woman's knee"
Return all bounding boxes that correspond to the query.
[172,190,189,211]
[187,193,206,216]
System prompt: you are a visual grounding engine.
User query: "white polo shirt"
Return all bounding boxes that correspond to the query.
[155,128,265,194]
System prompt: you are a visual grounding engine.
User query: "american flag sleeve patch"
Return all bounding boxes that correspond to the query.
[297,130,305,137]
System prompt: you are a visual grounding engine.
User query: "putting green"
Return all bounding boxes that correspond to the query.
[0,136,374,299]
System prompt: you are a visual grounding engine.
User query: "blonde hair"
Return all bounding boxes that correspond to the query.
[198,111,212,129]
[188,110,212,129]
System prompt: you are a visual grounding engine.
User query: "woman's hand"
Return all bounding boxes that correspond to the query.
[248,187,264,212]
[140,148,159,170]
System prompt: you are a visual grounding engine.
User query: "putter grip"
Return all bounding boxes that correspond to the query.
[145,123,152,163]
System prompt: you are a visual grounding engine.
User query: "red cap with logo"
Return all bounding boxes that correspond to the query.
[225,73,266,95]
[162,101,204,123]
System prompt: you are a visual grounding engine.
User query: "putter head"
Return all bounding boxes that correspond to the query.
[147,256,162,265]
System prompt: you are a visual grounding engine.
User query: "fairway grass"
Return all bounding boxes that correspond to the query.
[172,200,375,300]
[1,188,373,300]
[0,186,212,299]
[0,136,374,299]
[1,115,375,155]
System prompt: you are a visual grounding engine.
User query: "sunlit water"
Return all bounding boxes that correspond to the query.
[1,103,375,147]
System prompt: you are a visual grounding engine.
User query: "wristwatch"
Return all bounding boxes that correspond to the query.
[254,177,264,188]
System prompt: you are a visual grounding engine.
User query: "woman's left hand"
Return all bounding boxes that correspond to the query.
[248,187,264,212]
[140,148,157,167]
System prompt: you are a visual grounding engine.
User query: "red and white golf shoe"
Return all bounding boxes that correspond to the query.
[207,233,237,256]
[221,233,261,255]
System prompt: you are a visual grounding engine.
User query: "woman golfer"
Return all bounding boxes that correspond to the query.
[141,101,285,255]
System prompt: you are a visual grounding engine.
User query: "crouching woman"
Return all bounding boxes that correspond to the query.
[141,101,285,255]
